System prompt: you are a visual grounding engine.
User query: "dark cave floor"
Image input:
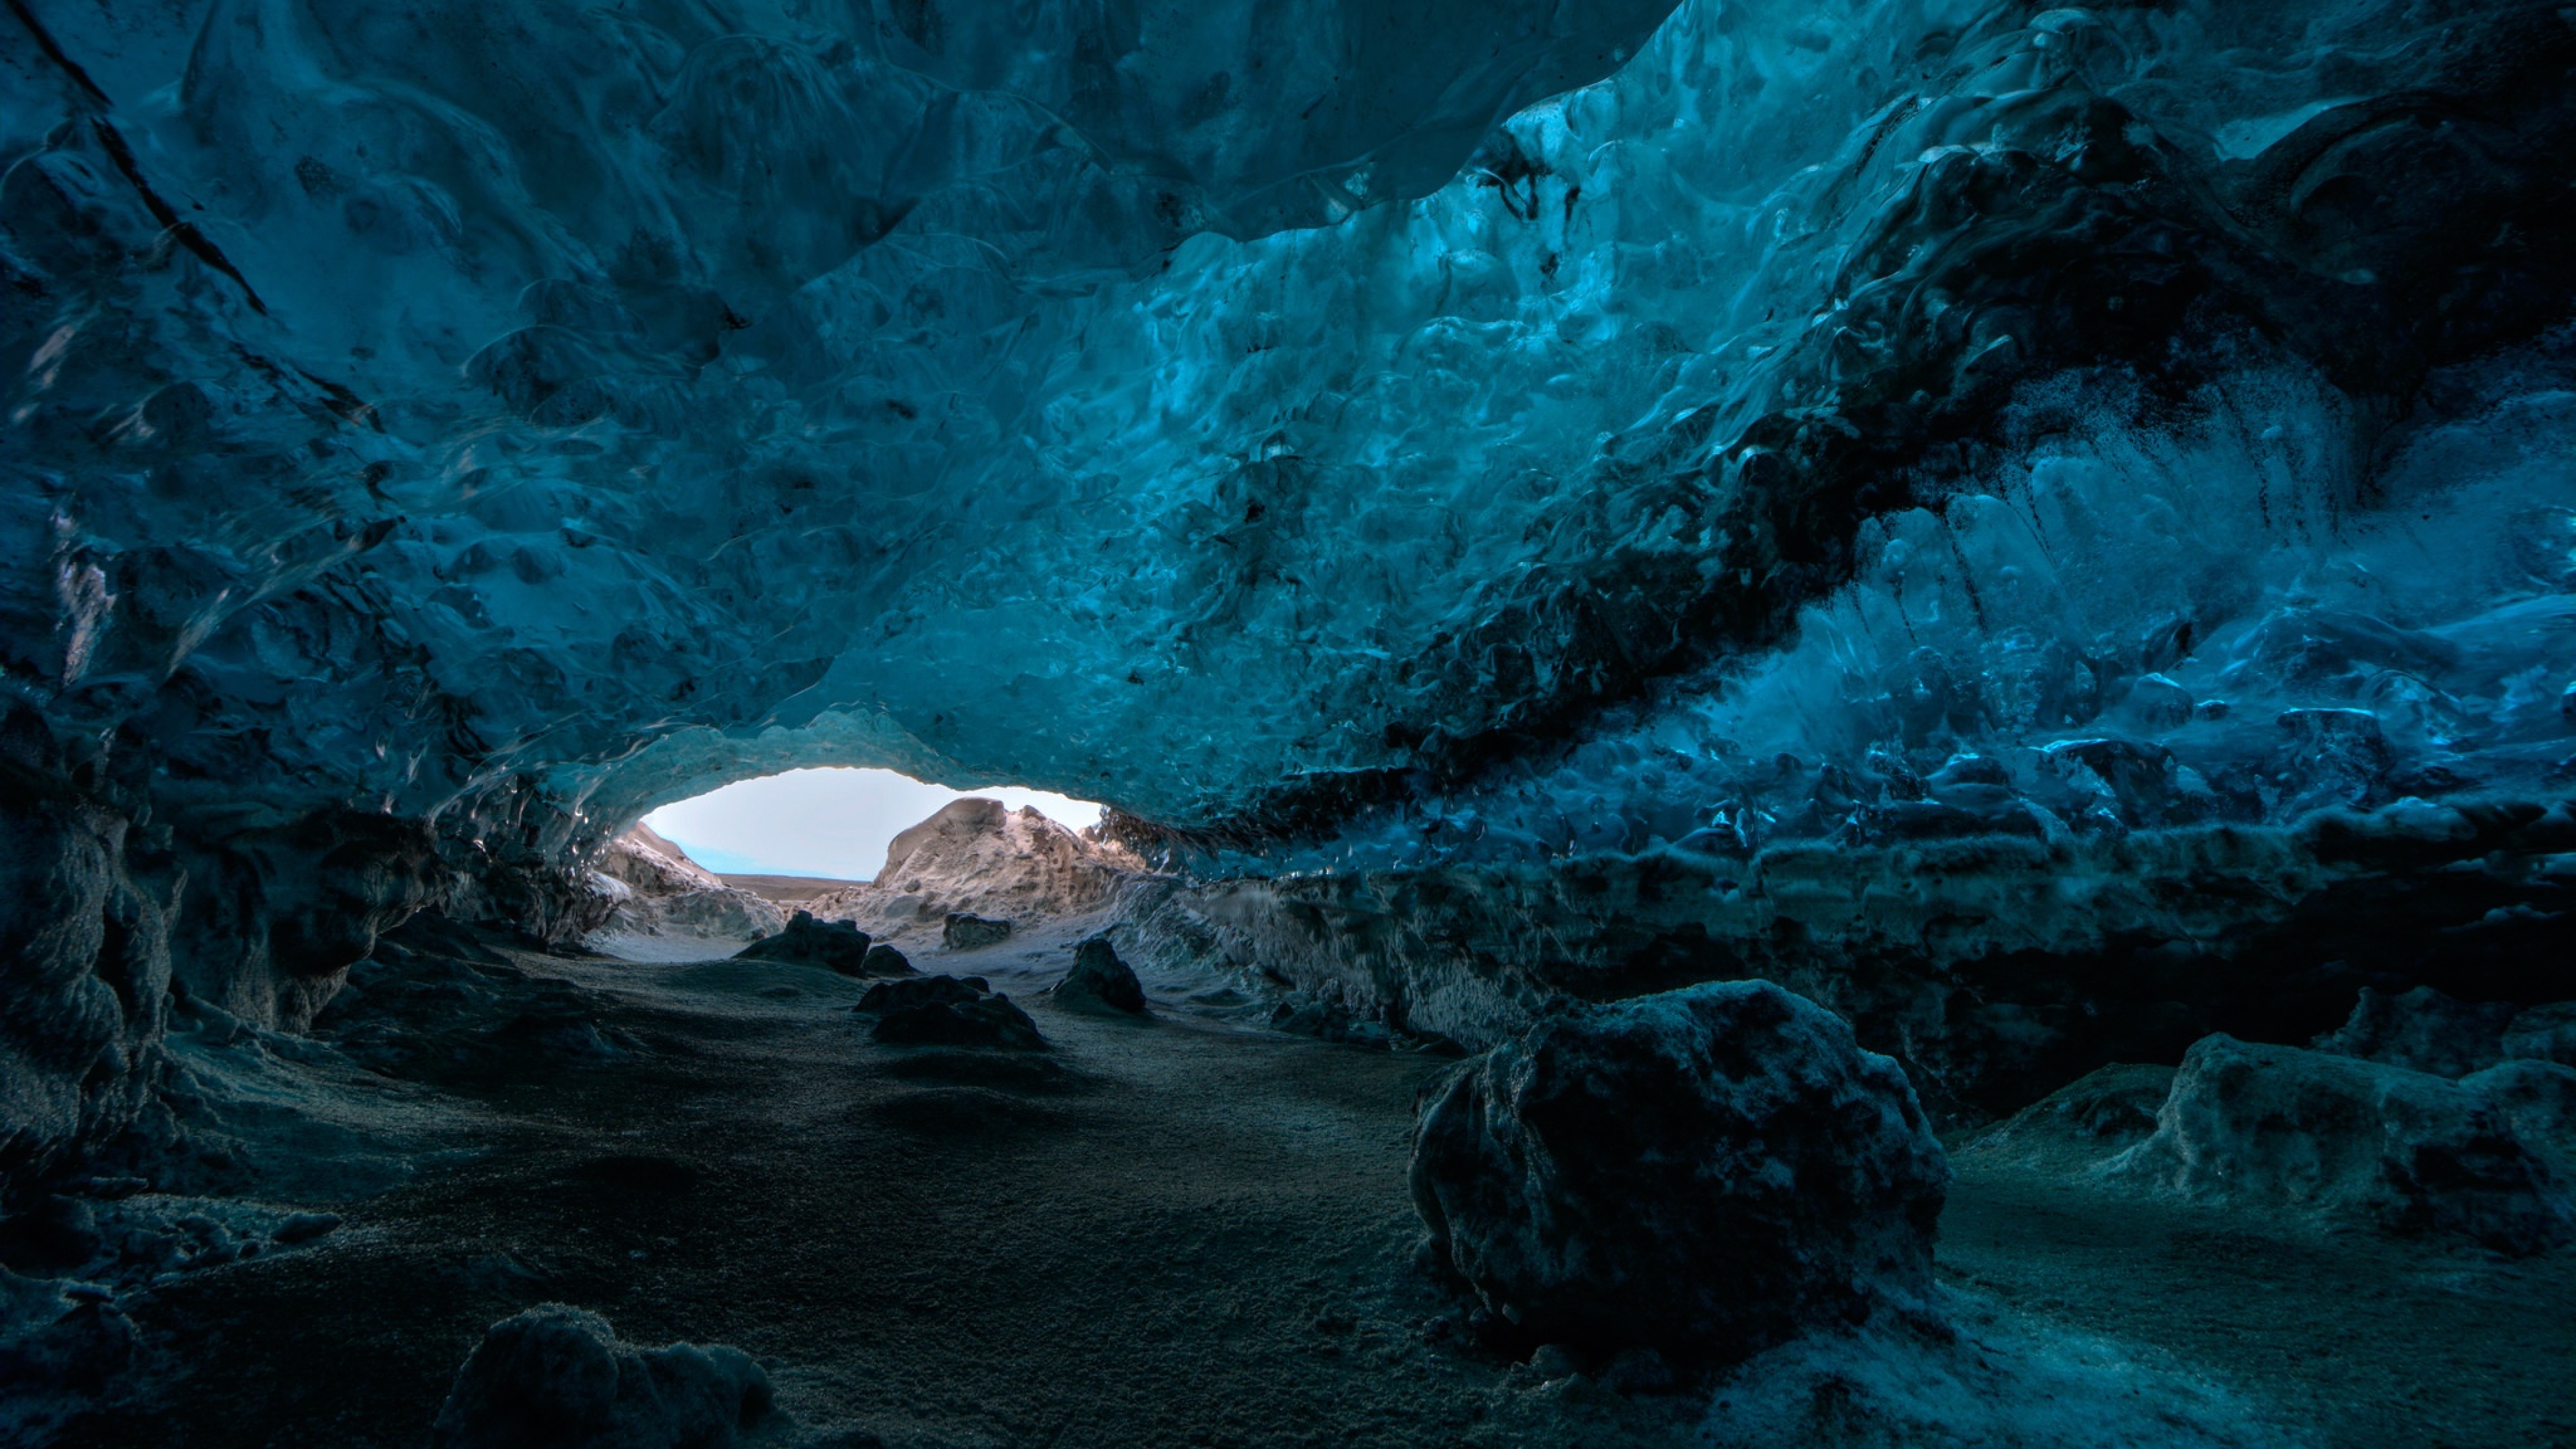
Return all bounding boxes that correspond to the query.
[45,924,2576,1449]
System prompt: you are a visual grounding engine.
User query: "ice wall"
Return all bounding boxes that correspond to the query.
[6,1,2576,1168]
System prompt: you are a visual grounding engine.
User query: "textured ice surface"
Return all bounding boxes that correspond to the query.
[9,0,2574,870]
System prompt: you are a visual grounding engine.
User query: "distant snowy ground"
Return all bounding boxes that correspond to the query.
[644,767,1103,880]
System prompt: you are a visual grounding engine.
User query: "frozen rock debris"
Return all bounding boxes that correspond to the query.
[431,1303,782,1449]
[1409,980,1948,1368]
[2109,1034,2575,1254]
[1049,936,1148,1016]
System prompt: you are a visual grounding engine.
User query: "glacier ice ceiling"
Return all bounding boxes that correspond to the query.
[5,0,2576,1440]
[12,0,2571,856]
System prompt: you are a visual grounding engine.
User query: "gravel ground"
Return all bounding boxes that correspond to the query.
[42,918,2571,1448]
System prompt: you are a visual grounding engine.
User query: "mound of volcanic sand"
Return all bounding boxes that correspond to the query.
[585,825,787,961]
[807,798,1145,944]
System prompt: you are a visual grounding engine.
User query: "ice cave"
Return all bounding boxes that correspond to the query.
[3,0,2575,1444]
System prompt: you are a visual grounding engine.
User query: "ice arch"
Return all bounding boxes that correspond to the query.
[6,0,2576,1181]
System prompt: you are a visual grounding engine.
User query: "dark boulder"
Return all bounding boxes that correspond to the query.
[1409,979,1948,1368]
[1050,936,1146,1015]
[856,975,989,1014]
[859,944,914,977]
[430,1303,780,1448]
[2312,986,2515,1078]
[877,996,1044,1051]
[2110,1034,2573,1254]
[856,975,1044,1051]
[942,912,1012,950]
[732,912,871,975]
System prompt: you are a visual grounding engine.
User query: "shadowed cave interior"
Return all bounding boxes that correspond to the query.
[5,0,2576,1444]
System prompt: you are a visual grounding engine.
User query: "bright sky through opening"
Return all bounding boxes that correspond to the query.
[643,767,1104,881]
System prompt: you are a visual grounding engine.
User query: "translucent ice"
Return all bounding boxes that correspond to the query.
[5,0,2573,869]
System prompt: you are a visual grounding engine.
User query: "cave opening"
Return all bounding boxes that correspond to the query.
[639,767,1106,885]
[585,767,1114,961]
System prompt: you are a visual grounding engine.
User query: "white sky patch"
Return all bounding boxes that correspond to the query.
[642,767,1104,881]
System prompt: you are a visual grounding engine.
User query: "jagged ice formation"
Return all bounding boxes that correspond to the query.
[7,0,2576,1181]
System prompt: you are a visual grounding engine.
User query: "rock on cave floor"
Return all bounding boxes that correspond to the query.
[49,922,2576,1449]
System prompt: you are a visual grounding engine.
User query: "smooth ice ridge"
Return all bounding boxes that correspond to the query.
[6,0,2573,858]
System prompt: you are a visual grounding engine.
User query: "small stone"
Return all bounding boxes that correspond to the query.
[1051,936,1146,1014]
[859,943,914,977]
[942,912,1012,950]
[271,1212,342,1245]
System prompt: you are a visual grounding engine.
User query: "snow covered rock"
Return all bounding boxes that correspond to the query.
[1409,980,1947,1367]
[808,802,1140,945]
[2312,986,2517,1078]
[1049,936,1147,1016]
[2108,1034,2573,1254]
[430,1303,782,1449]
